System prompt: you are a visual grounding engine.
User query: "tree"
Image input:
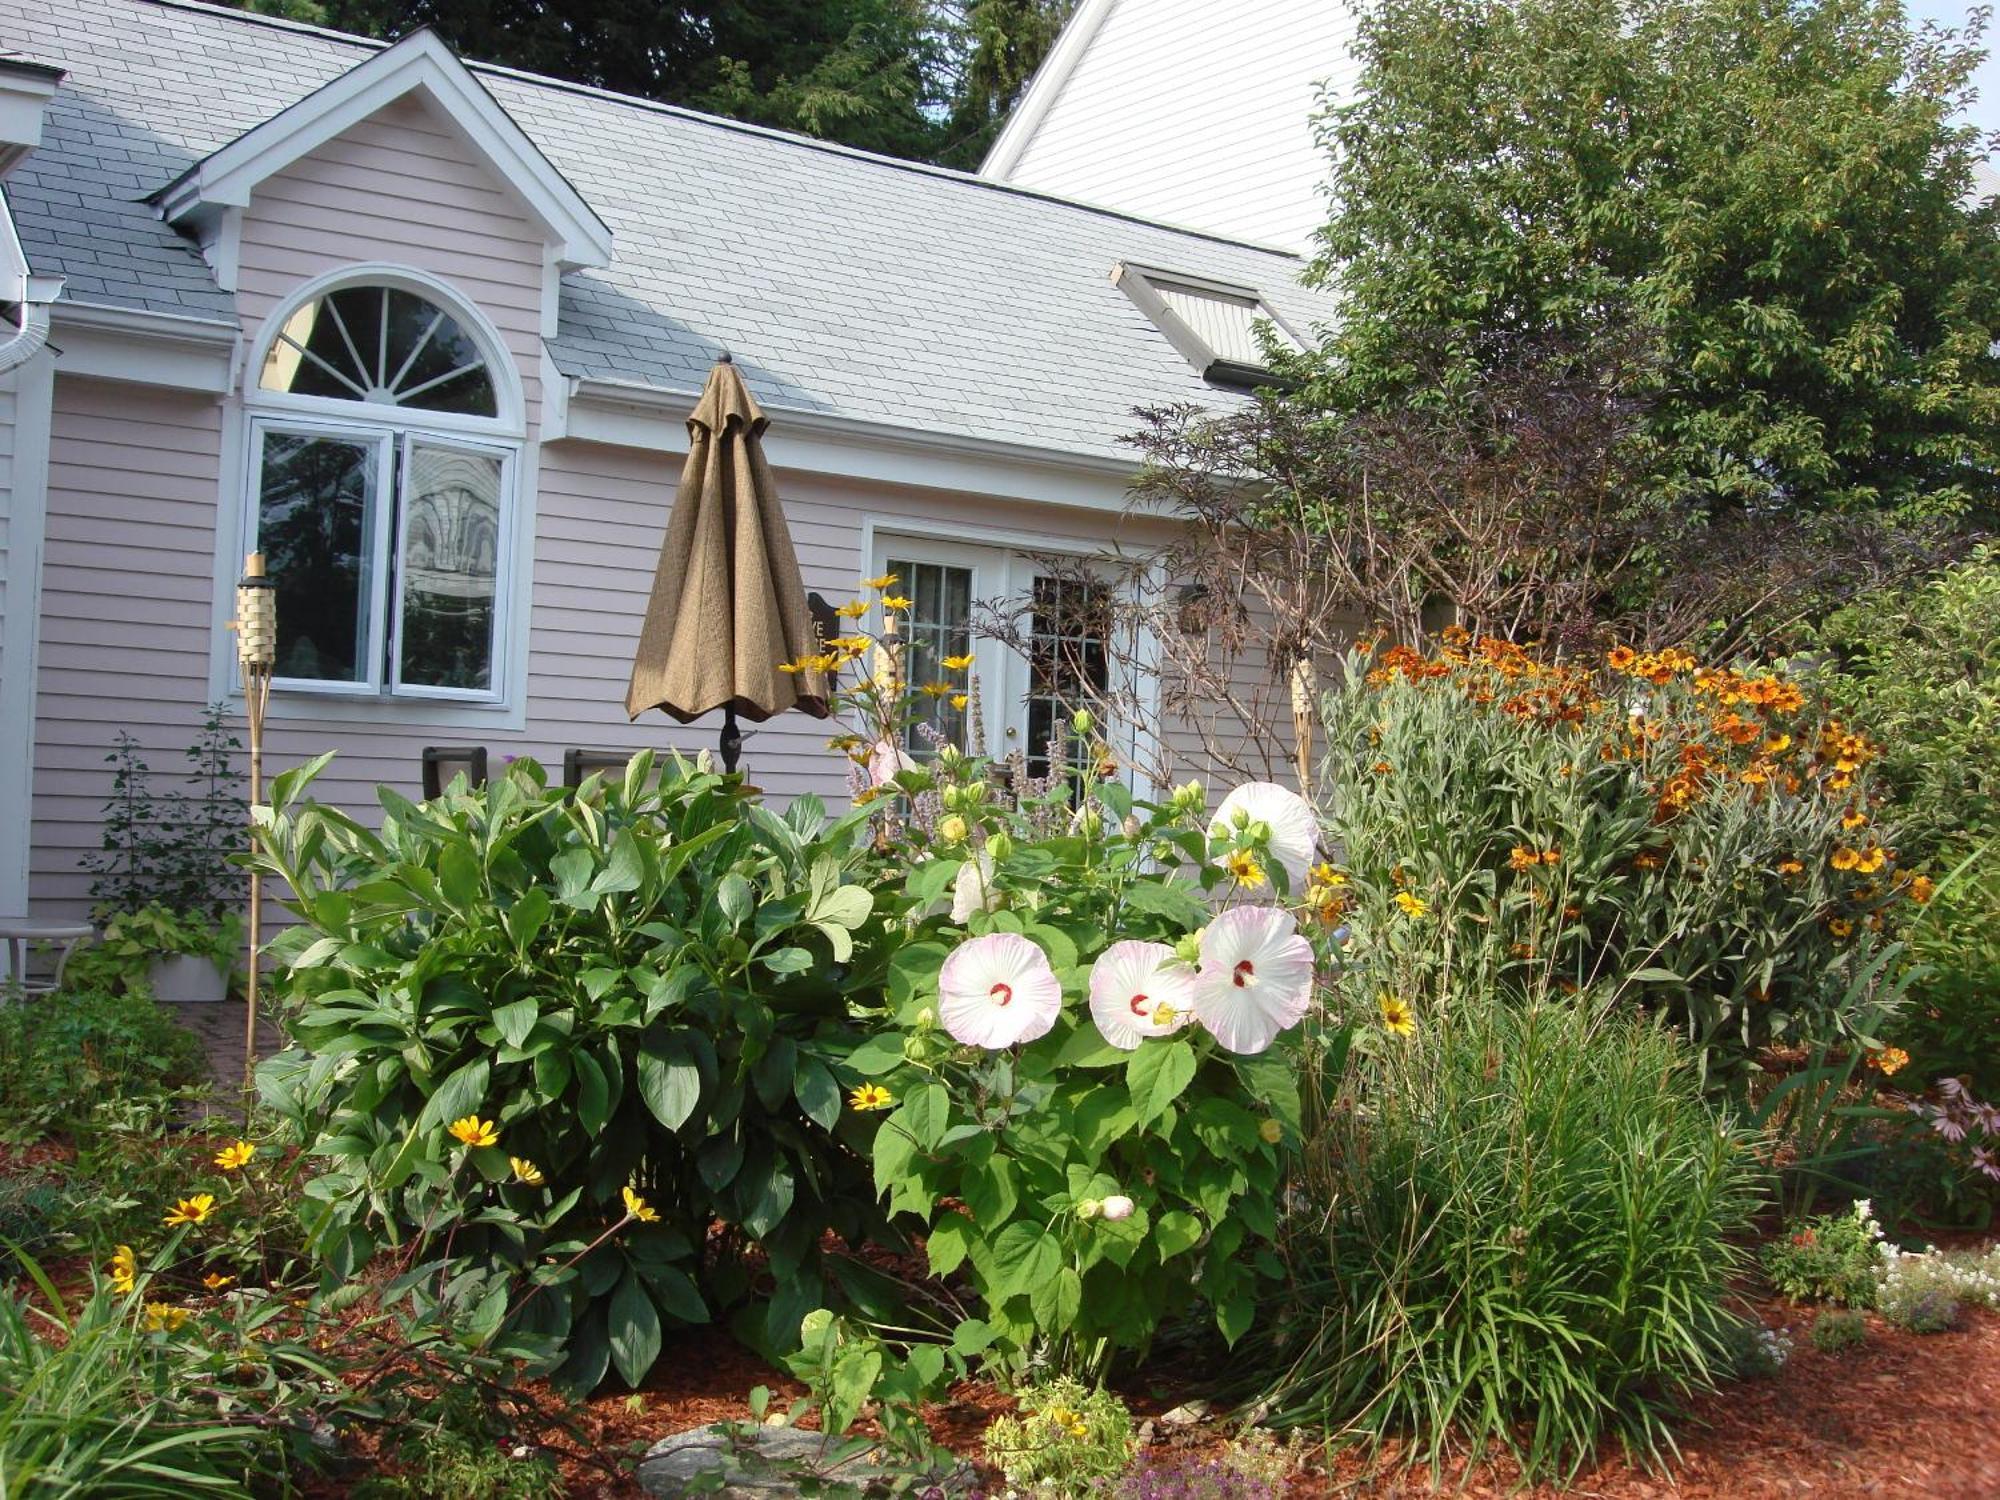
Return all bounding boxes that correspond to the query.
[1297,0,2000,537]
[232,1,1072,166]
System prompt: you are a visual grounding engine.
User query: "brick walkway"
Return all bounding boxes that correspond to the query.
[168,999,281,1096]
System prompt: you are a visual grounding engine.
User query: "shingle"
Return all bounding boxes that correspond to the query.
[5,0,1337,461]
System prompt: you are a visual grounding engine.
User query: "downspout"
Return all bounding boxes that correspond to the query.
[0,274,61,374]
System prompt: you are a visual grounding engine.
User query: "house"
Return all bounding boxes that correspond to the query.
[0,0,1334,919]
[980,0,1358,252]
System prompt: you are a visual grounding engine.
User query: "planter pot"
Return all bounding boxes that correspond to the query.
[148,953,228,1005]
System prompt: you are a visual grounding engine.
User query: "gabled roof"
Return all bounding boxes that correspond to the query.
[2,0,1337,465]
[152,27,610,271]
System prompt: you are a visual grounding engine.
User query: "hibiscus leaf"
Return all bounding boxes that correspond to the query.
[1126,1040,1197,1124]
[989,1221,1061,1299]
[1029,1266,1082,1333]
[1154,1210,1204,1260]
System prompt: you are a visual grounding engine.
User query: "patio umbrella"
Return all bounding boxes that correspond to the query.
[625,355,830,772]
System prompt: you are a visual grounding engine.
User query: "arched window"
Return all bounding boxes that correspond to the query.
[244,272,519,702]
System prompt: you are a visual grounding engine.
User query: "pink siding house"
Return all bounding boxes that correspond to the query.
[0,0,1330,920]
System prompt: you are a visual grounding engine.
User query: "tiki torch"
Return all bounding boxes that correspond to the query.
[230,554,276,1097]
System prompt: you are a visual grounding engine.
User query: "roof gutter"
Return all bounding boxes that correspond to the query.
[0,273,63,374]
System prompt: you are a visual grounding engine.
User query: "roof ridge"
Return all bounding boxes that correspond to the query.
[138,0,1305,264]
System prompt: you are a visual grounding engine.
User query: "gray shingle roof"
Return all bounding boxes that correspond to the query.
[3,0,1334,462]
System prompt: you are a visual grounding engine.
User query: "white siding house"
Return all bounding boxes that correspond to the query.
[980,0,1360,251]
[0,0,1335,922]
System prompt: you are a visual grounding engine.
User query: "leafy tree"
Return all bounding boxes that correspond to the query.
[1295,0,2000,536]
[228,0,1072,166]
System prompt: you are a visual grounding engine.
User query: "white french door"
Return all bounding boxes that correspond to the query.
[870,533,1127,779]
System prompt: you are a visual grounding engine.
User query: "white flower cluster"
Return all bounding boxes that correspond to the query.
[1753,1325,1794,1370]
[1876,1237,2000,1311]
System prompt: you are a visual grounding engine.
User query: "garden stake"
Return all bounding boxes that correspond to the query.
[229,553,276,1098]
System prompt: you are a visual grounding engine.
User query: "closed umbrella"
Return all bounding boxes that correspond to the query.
[625,355,830,770]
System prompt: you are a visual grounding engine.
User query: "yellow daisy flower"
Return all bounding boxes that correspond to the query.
[621,1186,661,1224]
[879,594,913,612]
[941,654,975,671]
[509,1157,545,1186]
[202,1273,234,1291]
[833,599,870,619]
[848,1083,894,1111]
[1224,849,1266,888]
[448,1116,500,1149]
[108,1244,137,1296]
[213,1140,255,1171]
[143,1302,190,1333]
[163,1194,216,1227]
[863,573,900,591]
[1392,891,1429,918]
[1378,993,1416,1037]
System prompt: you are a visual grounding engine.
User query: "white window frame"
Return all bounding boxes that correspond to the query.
[863,519,1163,791]
[226,265,529,716]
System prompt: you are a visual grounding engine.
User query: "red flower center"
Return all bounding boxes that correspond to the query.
[990,982,1013,1007]
[1233,960,1255,988]
[1128,992,1150,1016]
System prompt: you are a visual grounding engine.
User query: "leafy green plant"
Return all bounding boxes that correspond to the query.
[1761,1201,1883,1306]
[1266,994,1763,1483]
[1810,1309,1867,1354]
[1877,1242,2000,1332]
[96,903,244,973]
[350,1402,563,1500]
[252,751,886,1390]
[0,1250,334,1494]
[0,985,205,1140]
[1318,637,1920,1079]
[84,707,245,920]
[1713,1316,1791,1380]
[981,1378,1136,1492]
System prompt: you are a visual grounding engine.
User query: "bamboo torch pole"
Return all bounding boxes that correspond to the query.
[229,554,276,1100]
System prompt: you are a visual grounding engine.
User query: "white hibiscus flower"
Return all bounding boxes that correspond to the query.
[1207,781,1319,892]
[1192,906,1315,1055]
[937,932,1063,1049]
[1087,940,1196,1051]
[950,851,999,924]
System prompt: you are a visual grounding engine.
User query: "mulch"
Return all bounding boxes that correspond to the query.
[501,1289,2000,1498]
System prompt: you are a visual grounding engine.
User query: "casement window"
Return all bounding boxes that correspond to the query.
[872,534,1129,782]
[244,277,520,702]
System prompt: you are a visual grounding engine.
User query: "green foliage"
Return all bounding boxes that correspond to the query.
[1898,855,2000,1098]
[1318,639,1914,1078]
[1302,0,2000,534]
[280,0,1071,166]
[96,903,244,973]
[850,772,1311,1380]
[252,752,885,1390]
[1877,1242,2000,1332]
[1810,1308,1868,1353]
[0,987,204,1140]
[1812,549,2000,861]
[1760,1204,1881,1306]
[351,1404,563,1500]
[1266,996,1763,1483]
[1713,1316,1792,1379]
[84,707,245,921]
[981,1378,1136,1492]
[0,1252,333,1494]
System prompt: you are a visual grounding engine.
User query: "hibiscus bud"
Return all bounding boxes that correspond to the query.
[989,831,1014,862]
[938,744,963,765]
[1121,813,1142,840]
[1174,931,1204,966]
[1259,1118,1283,1145]
[1100,1195,1135,1222]
[938,814,969,845]
[1248,819,1272,844]
[1172,780,1205,815]
[1072,708,1094,734]
[1076,1199,1101,1220]
[1075,807,1103,839]
[963,779,989,806]
[941,784,963,810]
[1230,807,1251,831]
[915,1007,935,1030]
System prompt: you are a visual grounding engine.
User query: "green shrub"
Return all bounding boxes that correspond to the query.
[1811,547,2000,863]
[981,1378,1136,1492]
[1761,1202,1882,1306]
[1876,1242,2000,1332]
[1897,854,2000,1099]
[253,752,887,1390]
[1713,1316,1791,1380]
[1317,637,1919,1078]
[1810,1309,1868,1354]
[0,986,204,1139]
[1264,996,1762,1483]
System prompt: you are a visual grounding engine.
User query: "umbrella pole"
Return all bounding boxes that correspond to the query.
[720,706,742,774]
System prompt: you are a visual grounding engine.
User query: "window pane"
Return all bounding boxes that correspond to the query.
[258,432,377,684]
[1024,574,1110,781]
[400,443,502,691]
[888,558,972,756]
[258,286,497,417]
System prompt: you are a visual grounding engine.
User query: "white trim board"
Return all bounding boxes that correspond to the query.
[48,302,238,393]
[0,350,55,914]
[153,28,611,273]
[555,376,1142,515]
[977,0,1119,180]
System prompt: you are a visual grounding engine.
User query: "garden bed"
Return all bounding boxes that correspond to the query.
[272,1282,1997,1497]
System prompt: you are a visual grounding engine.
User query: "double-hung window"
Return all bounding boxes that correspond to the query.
[246,279,519,702]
